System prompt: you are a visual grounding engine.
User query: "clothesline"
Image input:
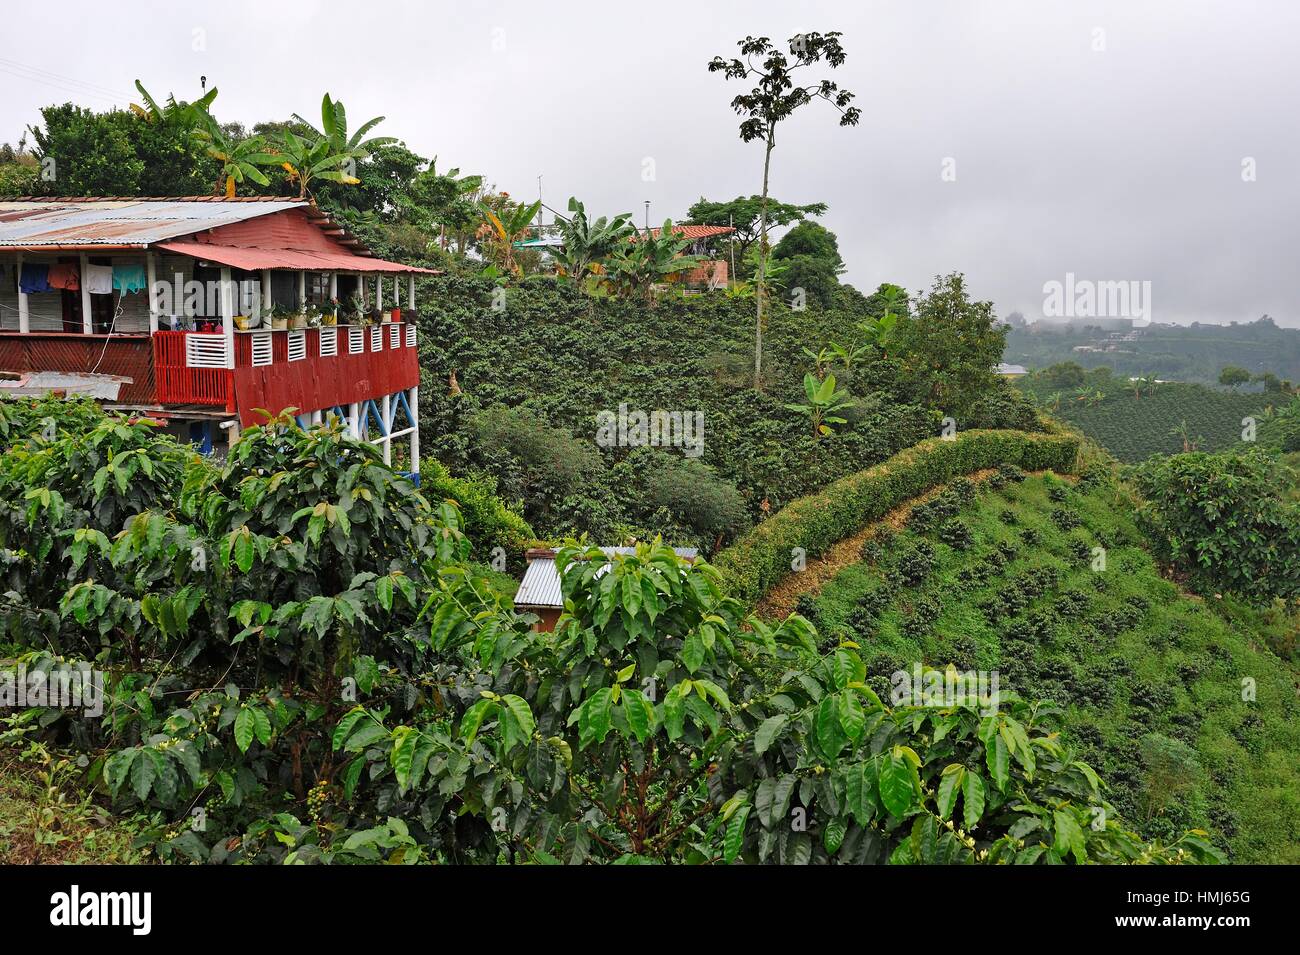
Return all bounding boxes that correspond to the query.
[13,261,147,296]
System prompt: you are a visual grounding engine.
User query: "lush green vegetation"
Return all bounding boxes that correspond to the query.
[415,272,1036,550]
[713,425,1079,602]
[804,468,1300,862]
[1004,316,1300,385]
[1016,366,1284,463]
[0,399,1214,865]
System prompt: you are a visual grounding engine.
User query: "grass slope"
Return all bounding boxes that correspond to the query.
[805,469,1300,862]
[1020,382,1272,463]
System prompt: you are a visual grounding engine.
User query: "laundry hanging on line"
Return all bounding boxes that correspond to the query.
[112,264,147,294]
[47,263,80,291]
[83,264,113,295]
[19,263,52,294]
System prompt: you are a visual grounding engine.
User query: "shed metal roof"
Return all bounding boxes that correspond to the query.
[514,546,700,609]
[0,198,308,248]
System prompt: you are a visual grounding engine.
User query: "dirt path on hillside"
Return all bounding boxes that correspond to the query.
[753,468,1073,621]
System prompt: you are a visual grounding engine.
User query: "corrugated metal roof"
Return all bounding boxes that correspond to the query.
[156,240,441,274]
[514,557,564,609]
[637,224,735,241]
[0,198,307,247]
[0,370,128,400]
[514,547,700,609]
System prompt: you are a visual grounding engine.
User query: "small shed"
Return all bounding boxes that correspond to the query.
[514,546,699,632]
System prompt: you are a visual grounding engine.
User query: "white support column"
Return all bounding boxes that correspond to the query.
[358,274,367,310]
[16,251,29,334]
[146,252,159,333]
[348,401,361,438]
[261,269,271,324]
[329,272,338,319]
[381,393,392,465]
[220,266,235,368]
[408,385,420,481]
[297,271,306,310]
[79,253,93,334]
[407,273,415,311]
[375,275,384,312]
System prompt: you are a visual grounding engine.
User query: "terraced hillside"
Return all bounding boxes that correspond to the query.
[797,467,1300,863]
[1018,380,1274,463]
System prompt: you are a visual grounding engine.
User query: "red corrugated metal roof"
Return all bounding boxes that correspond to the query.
[639,224,735,240]
[154,241,440,274]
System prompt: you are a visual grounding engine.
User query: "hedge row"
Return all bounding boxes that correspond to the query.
[710,426,1080,603]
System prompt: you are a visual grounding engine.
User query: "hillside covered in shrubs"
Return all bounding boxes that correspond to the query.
[0,399,1223,865]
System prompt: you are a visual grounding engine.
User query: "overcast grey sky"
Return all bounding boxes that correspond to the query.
[2,0,1297,325]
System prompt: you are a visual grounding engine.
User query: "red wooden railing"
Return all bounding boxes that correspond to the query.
[152,331,233,408]
[0,332,154,404]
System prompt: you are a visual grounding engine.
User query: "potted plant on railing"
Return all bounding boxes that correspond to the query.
[324,297,339,326]
[269,304,289,331]
[390,305,402,322]
[291,306,308,330]
[305,304,323,329]
[380,305,393,324]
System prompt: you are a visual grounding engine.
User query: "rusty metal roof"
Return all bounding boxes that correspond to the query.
[0,198,308,248]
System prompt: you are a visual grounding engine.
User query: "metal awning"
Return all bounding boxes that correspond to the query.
[155,240,441,274]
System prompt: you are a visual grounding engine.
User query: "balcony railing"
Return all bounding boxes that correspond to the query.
[151,320,419,415]
[152,331,233,408]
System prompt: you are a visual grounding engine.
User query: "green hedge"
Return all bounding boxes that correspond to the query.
[711,426,1080,603]
[420,459,537,564]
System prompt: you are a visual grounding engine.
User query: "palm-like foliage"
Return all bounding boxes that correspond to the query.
[549,197,635,283]
[272,129,360,200]
[477,199,542,276]
[130,80,218,126]
[292,94,396,165]
[785,372,855,437]
[191,112,280,197]
[605,221,702,302]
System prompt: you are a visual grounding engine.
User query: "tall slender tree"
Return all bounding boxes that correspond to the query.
[708,32,861,388]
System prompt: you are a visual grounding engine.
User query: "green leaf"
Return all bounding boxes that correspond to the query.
[937,764,964,821]
[986,730,1011,791]
[724,804,750,863]
[754,714,787,755]
[879,748,920,819]
[823,817,847,856]
[815,695,847,760]
[332,708,366,751]
[234,707,257,753]
[963,771,986,831]
[681,630,705,673]
[130,748,156,801]
[577,687,614,749]
[251,706,272,745]
[1053,809,1087,863]
[459,698,497,748]
[621,688,655,743]
[498,694,536,752]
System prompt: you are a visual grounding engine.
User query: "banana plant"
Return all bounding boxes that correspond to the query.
[130,80,218,126]
[292,94,396,167]
[191,111,280,197]
[802,345,834,379]
[271,129,359,200]
[477,198,543,276]
[861,283,905,355]
[605,220,702,302]
[828,340,868,371]
[785,372,855,437]
[549,197,635,284]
